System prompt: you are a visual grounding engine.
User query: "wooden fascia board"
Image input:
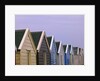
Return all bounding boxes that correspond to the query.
[18,28,28,49]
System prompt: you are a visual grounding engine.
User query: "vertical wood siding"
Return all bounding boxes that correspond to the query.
[65,53,70,65]
[73,55,79,65]
[59,44,64,65]
[20,33,36,65]
[15,51,20,65]
[78,55,82,64]
[69,54,73,65]
[70,54,84,65]
[50,40,57,65]
[37,37,51,65]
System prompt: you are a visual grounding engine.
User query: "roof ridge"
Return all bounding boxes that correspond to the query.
[31,31,42,48]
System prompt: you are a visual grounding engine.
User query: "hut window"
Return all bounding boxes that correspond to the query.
[43,51,47,65]
[27,50,31,65]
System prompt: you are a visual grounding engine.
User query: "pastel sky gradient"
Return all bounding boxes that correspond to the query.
[15,15,84,48]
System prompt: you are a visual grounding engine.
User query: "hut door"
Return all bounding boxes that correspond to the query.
[27,50,31,65]
[43,51,47,65]
[57,54,59,65]
[61,55,63,65]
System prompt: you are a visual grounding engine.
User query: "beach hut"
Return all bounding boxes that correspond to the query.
[82,49,84,65]
[79,48,84,65]
[56,41,64,65]
[31,31,51,65]
[79,48,82,64]
[63,45,67,65]
[63,44,71,65]
[15,28,37,65]
[72,47,80,65]
[47,36,57,65]
[69,45,73,65]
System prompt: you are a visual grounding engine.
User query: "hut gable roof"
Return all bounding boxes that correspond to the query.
[67,45,71,53]
[15,29,25,49]
[31,31,50,52]
[47,36,52,47]
[31,31,42,48]
[63,44,71,53]
[56,42,60,53]
[15,28,36,50]
[63,45,67,52]
[63,44,73,54]
[73,47,79,55]
[47,36,56,51]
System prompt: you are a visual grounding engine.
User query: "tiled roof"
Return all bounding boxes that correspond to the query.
[31,31,42,48]
[15,29,25,48]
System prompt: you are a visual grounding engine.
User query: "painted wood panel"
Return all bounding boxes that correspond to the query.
[78,55,82,64]
[73,55,79,65]
[15,51,20,65]
[56,54,59,65]
[69,54,73,65]
[37,37,50,65]
[59,44,64,65]
[20,33,36,65]
[66,51,70,65]
[50,40,57,65]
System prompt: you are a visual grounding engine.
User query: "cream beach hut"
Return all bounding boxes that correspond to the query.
[79,48,84,65]
[72,47,80,65]
[15,28,37,65]
[56,41,64,65]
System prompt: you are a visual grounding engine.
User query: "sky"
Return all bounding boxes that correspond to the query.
[15,15,84,48]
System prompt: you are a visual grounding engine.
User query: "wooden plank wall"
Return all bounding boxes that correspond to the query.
[37,37,51,65]
[16,34,36,65]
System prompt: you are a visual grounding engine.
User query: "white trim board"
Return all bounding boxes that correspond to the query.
[50,36,54,50]
[18,28,29,49]
[58,41,62,53]
[37,31,44,51]
[65,44,69,53]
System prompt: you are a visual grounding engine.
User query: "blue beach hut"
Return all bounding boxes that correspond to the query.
[47,36,57,65]
[63,44,71,65]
